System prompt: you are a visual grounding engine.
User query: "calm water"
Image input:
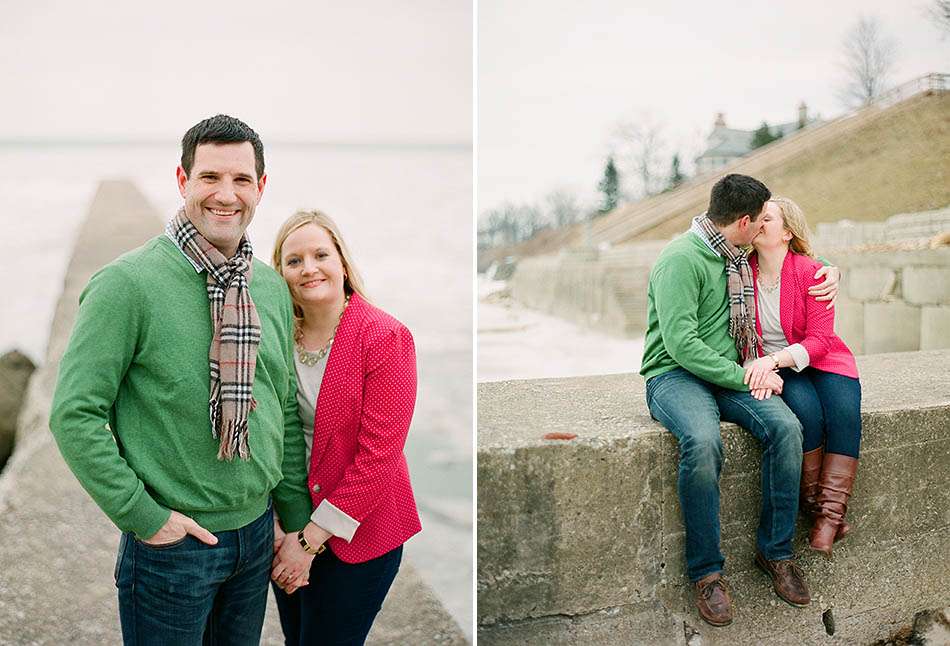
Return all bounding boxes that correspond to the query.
[0,142,473,635]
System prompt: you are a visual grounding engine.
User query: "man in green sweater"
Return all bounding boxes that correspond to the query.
[641,174,818,627]
[50,115,314,644]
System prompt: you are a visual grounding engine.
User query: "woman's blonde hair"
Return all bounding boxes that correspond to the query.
[271,210,369,335]
[770,196,816,259]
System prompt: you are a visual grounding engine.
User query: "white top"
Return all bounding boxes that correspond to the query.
[293,347,360,543]
[755,278,810,371]
[293,350,328,463]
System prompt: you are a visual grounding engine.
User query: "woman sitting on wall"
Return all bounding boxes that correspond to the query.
[743,197,861,555]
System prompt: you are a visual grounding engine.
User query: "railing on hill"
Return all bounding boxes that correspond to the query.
[875,73,947,109]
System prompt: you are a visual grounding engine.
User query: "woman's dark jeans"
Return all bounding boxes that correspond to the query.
[778,367,862,457]
[272,544,403,646]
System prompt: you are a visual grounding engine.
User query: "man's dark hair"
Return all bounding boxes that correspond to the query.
[706,174,771,226]
[180,114,265,180]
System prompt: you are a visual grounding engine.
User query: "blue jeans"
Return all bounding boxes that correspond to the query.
[778,367,862,457]
[115,504,274,646]
[272,544,403,646]
[646,368,804,582]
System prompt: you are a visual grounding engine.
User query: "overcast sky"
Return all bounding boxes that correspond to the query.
[2,1,471,144]
[478,0,949,215]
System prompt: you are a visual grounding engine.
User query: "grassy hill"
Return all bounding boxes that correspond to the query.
[627,90,949,242]
[494,87,949,259]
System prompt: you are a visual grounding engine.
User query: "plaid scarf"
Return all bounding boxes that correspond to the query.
[166,210,260,460]
[693,213,763,363]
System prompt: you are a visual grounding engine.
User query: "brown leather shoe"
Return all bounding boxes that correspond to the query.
[694,572,733,626]
[754,552,810,607]
[810,453,858,556]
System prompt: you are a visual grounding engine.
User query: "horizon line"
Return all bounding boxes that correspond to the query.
[0,137,472,150]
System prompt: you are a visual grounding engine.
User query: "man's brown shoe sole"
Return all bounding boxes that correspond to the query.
[699,613,733,628]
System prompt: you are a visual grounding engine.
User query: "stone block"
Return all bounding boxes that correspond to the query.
[921,306,950,350]
[903,267,950,305]
[477,599,682,646]
[833,298,864,355]
[863,302,921,354]
[847,265,897,301]
[478,435,668,624]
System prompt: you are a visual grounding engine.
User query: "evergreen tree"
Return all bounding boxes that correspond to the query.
[665,154,684,191]
[597,156,620,215]
[751,121,780,149]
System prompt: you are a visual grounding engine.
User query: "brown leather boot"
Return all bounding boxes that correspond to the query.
[800,447,823,517]
[810,453,858,556]
[754,552,811,607]
[694,572,733,627]
[801,447,851,541]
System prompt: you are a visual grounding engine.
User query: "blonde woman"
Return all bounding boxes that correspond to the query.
[269,210,421,645]
[745,197,861,556]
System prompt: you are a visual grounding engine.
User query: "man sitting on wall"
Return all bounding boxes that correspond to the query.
[639,173,838,627]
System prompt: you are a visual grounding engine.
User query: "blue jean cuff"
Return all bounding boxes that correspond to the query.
[689,567,724,583]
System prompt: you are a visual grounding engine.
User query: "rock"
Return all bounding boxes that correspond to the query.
[0,350,36,470]
[860,607,949,645]
[911,608,950,645]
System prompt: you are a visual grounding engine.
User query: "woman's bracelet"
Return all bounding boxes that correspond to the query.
[297,529,326,555]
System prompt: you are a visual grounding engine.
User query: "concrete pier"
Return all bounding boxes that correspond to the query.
[477,351,950,645]
[0,181,466,645]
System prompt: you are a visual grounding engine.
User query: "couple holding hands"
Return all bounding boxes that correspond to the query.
[50,115,418,645]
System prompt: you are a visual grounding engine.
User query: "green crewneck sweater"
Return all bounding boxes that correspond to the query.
[640,231,748,390]
[50,235,313,539]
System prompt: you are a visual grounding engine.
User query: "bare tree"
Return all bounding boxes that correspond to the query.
[838,16,898,107]
[677,125,707,179]
[610,112,667,200]
[514,203,548,240]
[544,189,581,228]
[482,203,520,246]
[479,201,550,246]
[928,0,950,36]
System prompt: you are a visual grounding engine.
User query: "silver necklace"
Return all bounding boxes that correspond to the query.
[296,295,351,367]
[758,275,781,294]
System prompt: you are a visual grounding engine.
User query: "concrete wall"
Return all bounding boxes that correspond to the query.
[477,350,950,645]
[0,181,466,645]
[813,206,950,249]
[826,248,950,355]
[509,243,666,337]
[507,229,950,355]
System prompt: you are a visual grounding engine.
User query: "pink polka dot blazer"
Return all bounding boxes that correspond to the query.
[309,292,421,563]
[750,251,859,379]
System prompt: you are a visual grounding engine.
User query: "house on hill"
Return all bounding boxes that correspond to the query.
[695,102,819,175]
